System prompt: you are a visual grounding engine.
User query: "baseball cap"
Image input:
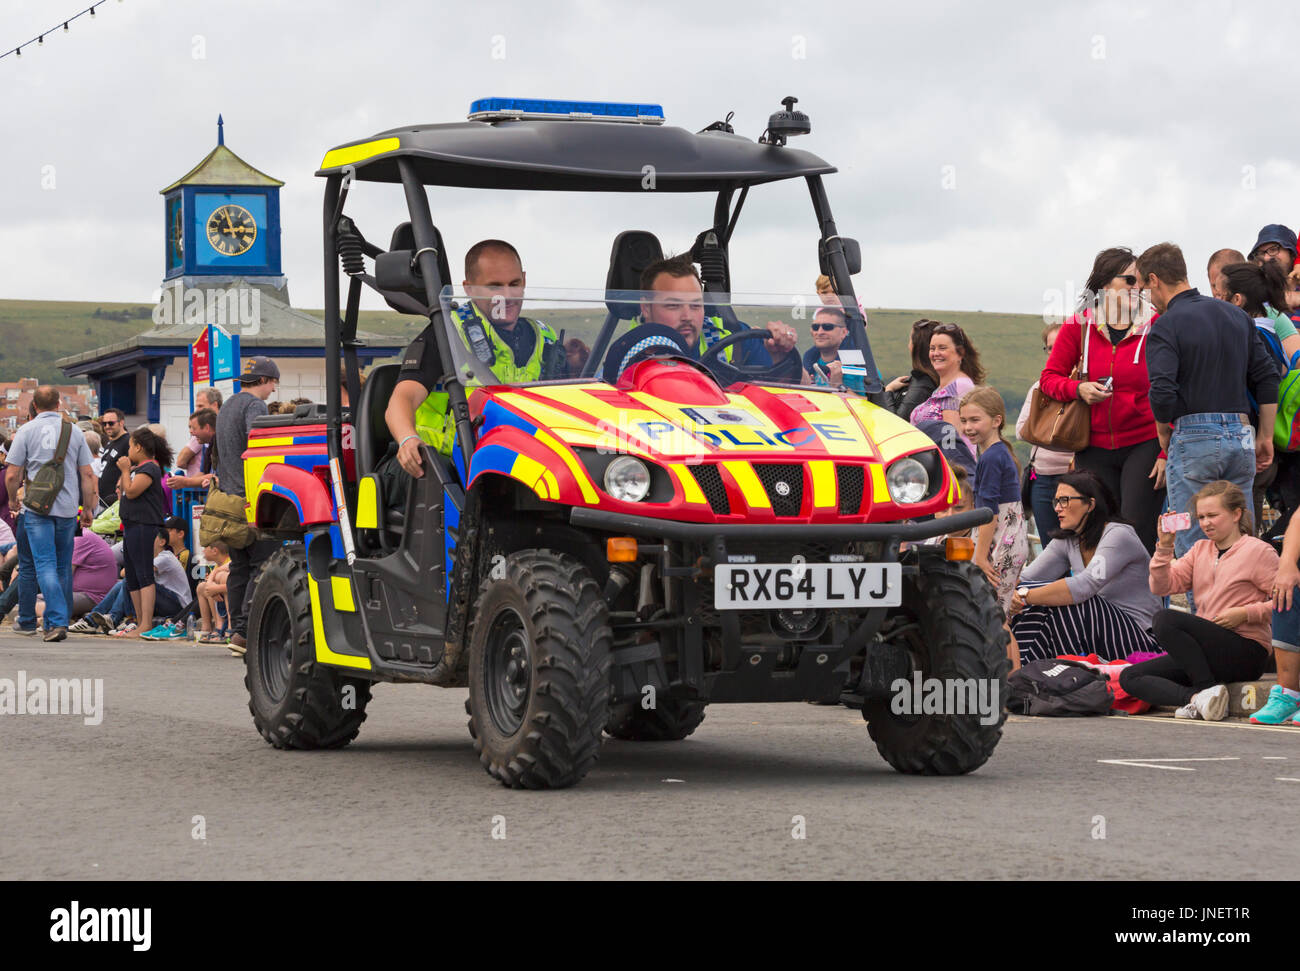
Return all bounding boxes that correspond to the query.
[1249,224,1297,260]
[239,356,281,381]
[163,515,187,532]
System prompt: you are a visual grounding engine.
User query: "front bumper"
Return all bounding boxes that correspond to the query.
[569,506,993,543]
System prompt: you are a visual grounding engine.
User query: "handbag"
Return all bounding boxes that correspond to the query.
[22,420,73,516]
[1020,318,1091,453]
[198,485,255,550]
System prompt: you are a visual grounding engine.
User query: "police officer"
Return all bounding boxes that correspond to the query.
[635,255,798,377]
[385,239,562,477]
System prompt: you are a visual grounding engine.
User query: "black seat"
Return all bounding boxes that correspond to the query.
[583,231,665,378]
[604,230,664,319]
[356,362,400,479]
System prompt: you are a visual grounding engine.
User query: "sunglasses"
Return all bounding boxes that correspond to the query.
[810,323,843,332]
[100,420,118,427]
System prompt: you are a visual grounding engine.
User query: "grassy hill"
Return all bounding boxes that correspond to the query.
[0,298,1046,429]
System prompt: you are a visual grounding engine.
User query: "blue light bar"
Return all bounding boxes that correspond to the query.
[469,97,665,125]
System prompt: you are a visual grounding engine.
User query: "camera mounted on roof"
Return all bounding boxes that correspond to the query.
[761,96,810,146]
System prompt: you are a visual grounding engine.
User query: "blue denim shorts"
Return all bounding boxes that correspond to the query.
[1275,598,1300,653]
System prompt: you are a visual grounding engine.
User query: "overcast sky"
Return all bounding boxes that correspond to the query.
[2,0,1296,317]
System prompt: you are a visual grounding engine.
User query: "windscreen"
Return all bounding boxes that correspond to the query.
[435,285,874,390]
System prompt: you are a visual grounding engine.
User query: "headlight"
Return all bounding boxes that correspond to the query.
[604,456,651,502]
[886,458,928,504]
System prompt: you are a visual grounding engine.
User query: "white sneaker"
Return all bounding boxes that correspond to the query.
[1190,684,1229,722]
[1174,703,1201,719]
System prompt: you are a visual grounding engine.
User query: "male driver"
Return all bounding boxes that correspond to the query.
[215,357,280,656]
[5,388,96,641]
[635,255,798,378]
[387,239,563,477]
[97,407,129,507]
[1142,242,1280,573]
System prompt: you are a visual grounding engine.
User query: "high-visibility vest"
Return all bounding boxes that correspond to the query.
[414,304,557,454]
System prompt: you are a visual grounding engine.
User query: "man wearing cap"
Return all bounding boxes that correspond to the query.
[1249,224,1300,316]
[214,356,280,656]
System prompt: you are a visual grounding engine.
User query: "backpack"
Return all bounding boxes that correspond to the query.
[1253,322,1300,452]
[1006,658,1113,717]
[22,420,72,516]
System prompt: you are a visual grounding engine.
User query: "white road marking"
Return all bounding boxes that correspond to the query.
[1098,757,1240,772]
[1122,714,1300,734]
[1275,777,1300,783]
[1263,756,1288,760]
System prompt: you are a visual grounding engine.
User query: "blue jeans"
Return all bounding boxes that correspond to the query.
[1028,470,1062,548]
[16,513,76,630]
[91,579,130,625]
[1166,414,1256,560]
[1274,595,1300,653]
[90,578,185,626]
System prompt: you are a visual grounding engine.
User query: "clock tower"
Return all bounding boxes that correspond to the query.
[158,116,286,319]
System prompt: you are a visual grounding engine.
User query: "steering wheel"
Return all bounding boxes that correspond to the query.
[699,329,802,384]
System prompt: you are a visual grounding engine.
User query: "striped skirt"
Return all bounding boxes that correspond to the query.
[1010,585,1157,666]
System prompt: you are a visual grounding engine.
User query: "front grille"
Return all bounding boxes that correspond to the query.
[754,463,804,516]
[837,464,865,514]
[689,464,730,514]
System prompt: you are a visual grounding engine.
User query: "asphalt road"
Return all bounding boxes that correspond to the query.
[2,630,1298,880]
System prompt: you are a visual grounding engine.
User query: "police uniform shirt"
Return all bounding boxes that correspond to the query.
[398,315,538,391]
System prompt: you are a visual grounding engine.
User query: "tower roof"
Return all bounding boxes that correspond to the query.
[160,143,284,194]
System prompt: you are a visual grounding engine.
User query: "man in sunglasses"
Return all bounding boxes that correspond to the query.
[803,306,864,392]
[96,408,129,509]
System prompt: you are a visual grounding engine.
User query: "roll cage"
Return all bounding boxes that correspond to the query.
[318,107,881,556]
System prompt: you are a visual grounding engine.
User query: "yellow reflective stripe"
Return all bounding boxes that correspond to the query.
[669,463,707,504]
[808,460,836,509]
[723,461,770,509]
[533,428,600,504]
[510,453,548,496]
[356,475,379,529]
[309,579,371,670]
[870,464,889,503]
[542,469,559,500]
[321,137,401,170]
[330,575,356,613]
[252,437,296,448]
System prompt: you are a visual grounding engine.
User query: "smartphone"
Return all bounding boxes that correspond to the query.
[1161,511,1191,532]
[1100,376,1113,391]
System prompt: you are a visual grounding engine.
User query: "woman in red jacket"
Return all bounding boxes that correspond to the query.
[1039,247,1165,552]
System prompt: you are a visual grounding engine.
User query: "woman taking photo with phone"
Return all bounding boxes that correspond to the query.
[1118,481,1278,720]
[1039,246,1165,552]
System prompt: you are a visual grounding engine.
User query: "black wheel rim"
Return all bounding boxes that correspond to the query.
[259,596,294,704]
[484,607,531,737]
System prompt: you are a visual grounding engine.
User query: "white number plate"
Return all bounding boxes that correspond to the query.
[714,562,901,610]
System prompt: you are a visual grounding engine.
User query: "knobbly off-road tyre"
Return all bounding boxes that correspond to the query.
[245,548,372,750]
[862,555,1008,775]
[605,698,707,741]
[466,549,611,789]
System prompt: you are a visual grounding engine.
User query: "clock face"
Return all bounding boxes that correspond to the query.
[205,204,257,257]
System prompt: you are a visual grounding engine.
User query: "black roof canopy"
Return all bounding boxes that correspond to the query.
[316,120,836,192]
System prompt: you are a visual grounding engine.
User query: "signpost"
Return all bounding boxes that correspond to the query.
[188,323,240,412]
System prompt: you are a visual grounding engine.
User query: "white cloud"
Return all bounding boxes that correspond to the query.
[1,0,1298,320]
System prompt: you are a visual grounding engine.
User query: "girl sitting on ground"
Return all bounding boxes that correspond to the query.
[1009,471,1160,666]
[1119,481,1278,721]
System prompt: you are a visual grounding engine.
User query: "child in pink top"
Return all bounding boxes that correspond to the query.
[1118,481,1276,720]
